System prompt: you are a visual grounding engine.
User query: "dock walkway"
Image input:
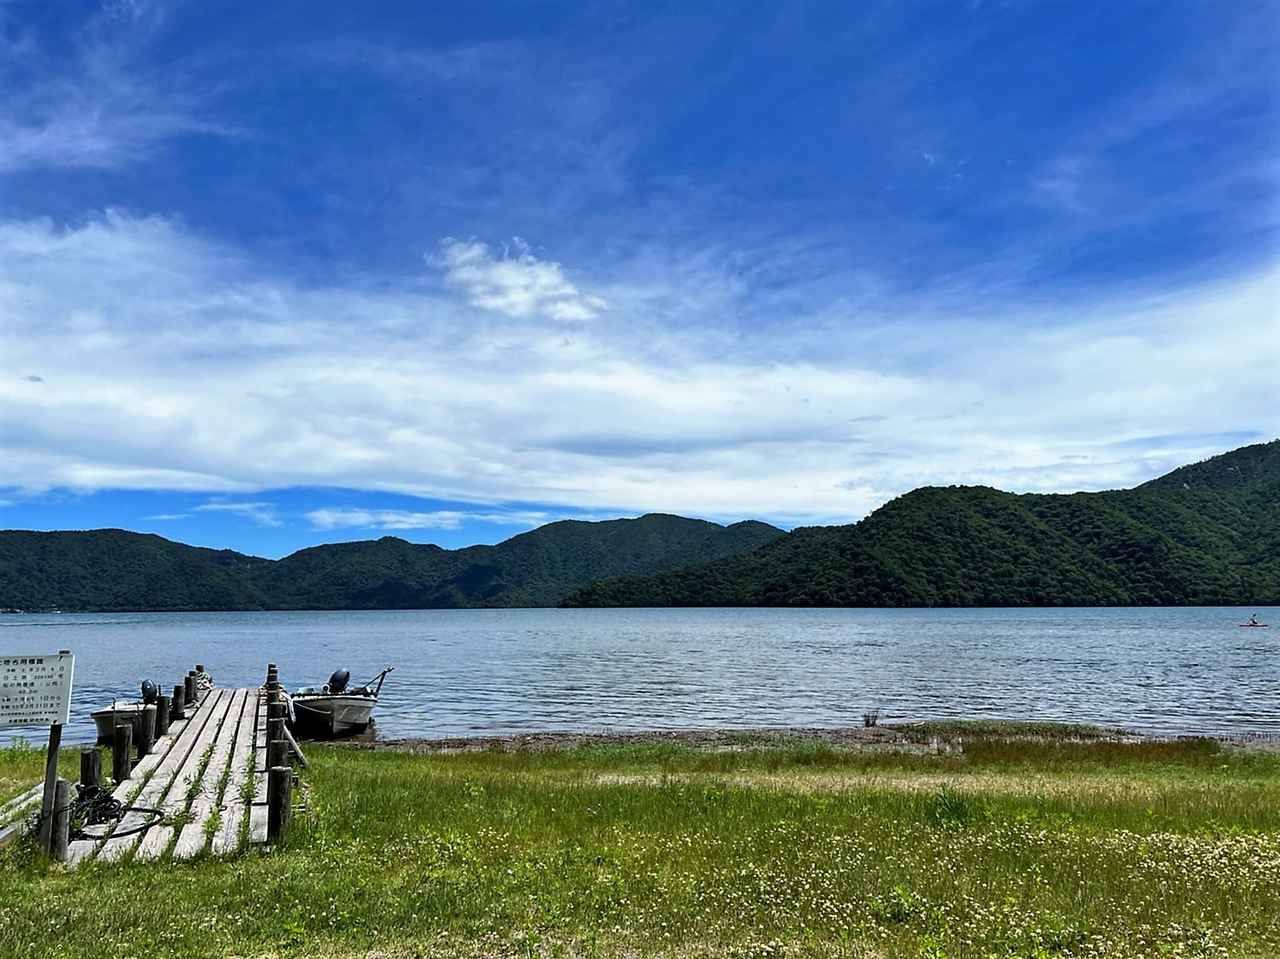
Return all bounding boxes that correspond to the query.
[67,686,270,866]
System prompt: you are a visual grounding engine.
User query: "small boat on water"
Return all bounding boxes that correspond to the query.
[91,701,150,744]
[91,680,162,744]
[290,666,393,738]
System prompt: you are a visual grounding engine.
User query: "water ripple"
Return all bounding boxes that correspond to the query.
[0,606,1276,744]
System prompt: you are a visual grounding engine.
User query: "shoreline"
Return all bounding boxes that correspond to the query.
[344,720,1280,754]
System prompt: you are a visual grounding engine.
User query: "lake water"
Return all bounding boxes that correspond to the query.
[2,607,1277,744]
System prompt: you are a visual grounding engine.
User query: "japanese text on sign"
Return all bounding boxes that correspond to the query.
[0,651,74,728]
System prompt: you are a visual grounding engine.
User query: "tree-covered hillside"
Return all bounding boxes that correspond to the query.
[0,514,782,612]
[566,440,1280,607]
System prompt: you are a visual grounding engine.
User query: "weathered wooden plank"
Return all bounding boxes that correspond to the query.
[130,688,232,862]
[251,690,269,805]
[247,687,271,844]
[173,688,247,859]
[0,784,43,849]
[211,688,258,856]
[65,707,199,866]
[247,803,269,845]
[0,783,41,825]
[102,688,229,863]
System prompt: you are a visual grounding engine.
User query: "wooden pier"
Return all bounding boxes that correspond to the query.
[66,682,274,865]
[0,663,301,864]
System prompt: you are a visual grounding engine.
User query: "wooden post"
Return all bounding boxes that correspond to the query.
[112,722,133,785]
[267,766,291,841]
[50,778,70,863]
[38,723,63,855]
[267,737,287,771]
[171,684,186,720]
[136,704,156,758]
[184,671,196,706]
[155,694,171,737]
[79,748,101,790]
[267,710,286,768]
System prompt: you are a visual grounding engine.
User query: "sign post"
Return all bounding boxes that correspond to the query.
[0,650,75,855]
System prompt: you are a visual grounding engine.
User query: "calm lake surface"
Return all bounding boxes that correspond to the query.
[2,607,1277,744]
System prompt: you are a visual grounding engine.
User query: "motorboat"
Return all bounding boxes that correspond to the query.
[290,666,393,738]
[91,681,161,744]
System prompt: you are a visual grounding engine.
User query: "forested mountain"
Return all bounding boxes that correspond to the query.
[0,515,783,612]
[566,440,1280,608]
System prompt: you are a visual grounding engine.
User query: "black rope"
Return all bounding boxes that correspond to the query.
[27,783,164,841]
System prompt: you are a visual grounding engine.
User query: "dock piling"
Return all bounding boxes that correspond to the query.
[171,684,186,720]
[155,694,171,737]
[267,766,291,841]
[79,749,101,790]
[137,704,156,758]
[184,672,196,707]
[112,722,133,784]
[50,779,70,862]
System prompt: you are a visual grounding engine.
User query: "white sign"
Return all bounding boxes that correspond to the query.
[0,651,74,728]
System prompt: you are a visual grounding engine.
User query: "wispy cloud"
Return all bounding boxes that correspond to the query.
[143,513,188,521]
[193,500,281,527]
[433,237,607,323]
[0,0,232,174]
[0,211,1275,527]
[305,508,555,532]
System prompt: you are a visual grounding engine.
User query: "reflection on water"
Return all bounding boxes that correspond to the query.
[1,606,1277,744]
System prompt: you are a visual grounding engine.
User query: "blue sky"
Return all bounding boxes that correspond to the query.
[1,0,1277,558]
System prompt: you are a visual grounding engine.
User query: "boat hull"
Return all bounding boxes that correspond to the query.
[91,704,148,744]
[291,694,376,738]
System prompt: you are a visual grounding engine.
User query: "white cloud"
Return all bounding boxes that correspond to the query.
[0,212,1276,527]
[434,237,606,322]
[193,500,281,527]
[143,513,188,521]
[305,508,555,531]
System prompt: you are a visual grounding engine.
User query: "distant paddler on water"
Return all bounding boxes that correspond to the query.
[1239,613,1269,627]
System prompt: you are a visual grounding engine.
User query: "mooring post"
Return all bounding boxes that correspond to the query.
[112,722,133,785]
[136,704,156,758]
[171,684,186,720]
[50,778,70,863]
[267,766,292,841]
[184,672,196,707]
[79,748,101,790]
[155,694,171,737]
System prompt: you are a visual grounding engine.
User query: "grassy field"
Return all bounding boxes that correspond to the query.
[0,728,1278,958]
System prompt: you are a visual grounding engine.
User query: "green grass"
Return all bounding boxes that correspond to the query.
[1,733,1278,958]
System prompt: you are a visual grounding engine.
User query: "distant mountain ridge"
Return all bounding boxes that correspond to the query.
[566,440,1280,608]
[0,514,783,612]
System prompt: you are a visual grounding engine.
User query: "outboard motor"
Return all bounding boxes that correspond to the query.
[327,669,350,695]
[140,679,159,704]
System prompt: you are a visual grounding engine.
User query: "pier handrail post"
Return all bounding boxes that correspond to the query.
[50,778,70,863]
[79,748,101,790]
[155,694,171,738]
[111,722,133,785]
[267,765,292,841]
